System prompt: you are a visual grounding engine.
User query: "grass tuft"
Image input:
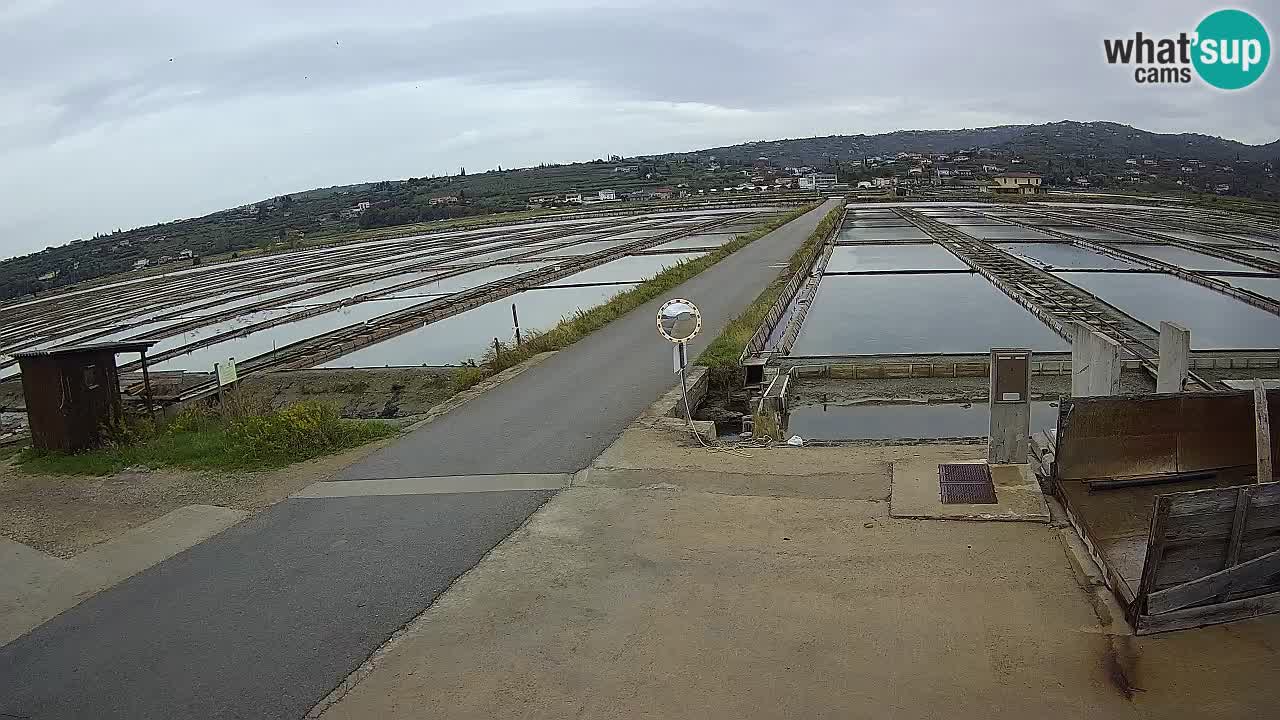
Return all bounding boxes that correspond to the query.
[694,205,843,388]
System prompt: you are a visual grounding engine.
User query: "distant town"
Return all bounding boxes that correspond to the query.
[2,120,1277,302]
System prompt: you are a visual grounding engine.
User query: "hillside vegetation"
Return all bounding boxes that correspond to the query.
[3,120,1277,303]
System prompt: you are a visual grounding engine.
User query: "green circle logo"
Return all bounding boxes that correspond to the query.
[1193,9,1270,89]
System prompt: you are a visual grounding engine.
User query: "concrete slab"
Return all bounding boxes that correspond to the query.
[0,538,71,605]
[293,474,573,498]
[577,466,890,500]
[1224,379,1280,390]
[70,504,249,587]
[310,487,1131,719]
[1,504,247,647]
[591,421,980,479]
[890,458,1050,522]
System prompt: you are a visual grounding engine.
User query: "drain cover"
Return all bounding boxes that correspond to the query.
[938,463,997,504]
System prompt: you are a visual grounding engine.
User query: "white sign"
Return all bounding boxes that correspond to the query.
[215,358,238,387]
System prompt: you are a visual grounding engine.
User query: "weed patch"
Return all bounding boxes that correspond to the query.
[15,400,398,476]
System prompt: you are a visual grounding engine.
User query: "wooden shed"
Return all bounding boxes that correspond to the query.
[15,341,157,452]
[1050,389,1279,634]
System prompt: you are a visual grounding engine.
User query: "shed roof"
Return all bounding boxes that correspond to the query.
[14,340,158,359]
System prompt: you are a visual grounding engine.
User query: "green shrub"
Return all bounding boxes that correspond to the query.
[15,400,398,476]
[229,401,379,462]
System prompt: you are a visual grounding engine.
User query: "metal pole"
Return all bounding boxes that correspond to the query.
[678,342,693,427]
[215,362,224,407]
[512,303,521,346]
[140,350,155,422]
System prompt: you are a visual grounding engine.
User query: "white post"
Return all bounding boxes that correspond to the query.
[1071,323,1121,397]
[1156,321,1191,394]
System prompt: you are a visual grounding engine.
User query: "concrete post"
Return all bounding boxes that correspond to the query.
[1071,323,1122,397]
[752,374,789,442]
[989,348,1032,464]
[1156,322,1191,394]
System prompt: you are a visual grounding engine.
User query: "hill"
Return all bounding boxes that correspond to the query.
[665,120,1280,168]
[2,120,1277,303]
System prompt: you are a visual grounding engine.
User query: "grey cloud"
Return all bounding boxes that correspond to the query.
[1,0,1277,257]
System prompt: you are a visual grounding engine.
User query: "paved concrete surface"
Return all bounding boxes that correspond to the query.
[340,199,841,480]
[292,473,574,498]
[891,459,1050,522]
[0,491,553,720]
[1,505,247,646]
[317,458,1280,719]
[588,414,982,493]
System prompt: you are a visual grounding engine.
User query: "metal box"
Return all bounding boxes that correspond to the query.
[990,349,1031,404]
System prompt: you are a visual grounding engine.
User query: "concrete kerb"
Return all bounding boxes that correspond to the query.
[400,352,557,433]
[634,364,717,440]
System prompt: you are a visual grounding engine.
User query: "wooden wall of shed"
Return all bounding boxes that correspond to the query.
[18,350,123,452]
[19,357,64,450]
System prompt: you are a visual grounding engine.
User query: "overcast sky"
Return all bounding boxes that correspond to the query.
[1,0,1276,259]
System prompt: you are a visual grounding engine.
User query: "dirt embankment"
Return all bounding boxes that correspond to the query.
[236,367,459,419]
[0,367,466,556]
[0,379,24,412]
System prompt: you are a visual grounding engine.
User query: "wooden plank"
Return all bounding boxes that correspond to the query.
[1085,470,1217,490]
[1239,530,1280,564]
[1147,547,1280,614]
[1179,393,1257,473]
[1162,505,1280,543]
[1136,497,1172,616]
[1257,380,1273,483]
[1154,540,1231,589]
[1165,481,1280,515]
[1141,588,1280,635]
[1225,487,1252,568]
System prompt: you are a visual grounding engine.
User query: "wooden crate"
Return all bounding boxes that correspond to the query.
[1052,390,1280,634]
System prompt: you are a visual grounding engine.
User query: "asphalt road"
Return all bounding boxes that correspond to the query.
[341,198,841,479]
[0,199,839,720]
[0,491,555,719]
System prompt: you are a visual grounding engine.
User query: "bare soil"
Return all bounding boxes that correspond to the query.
[0,436,396,558]
[238,367,458,419]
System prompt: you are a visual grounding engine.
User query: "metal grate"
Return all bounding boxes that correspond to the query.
[938,463,997,504]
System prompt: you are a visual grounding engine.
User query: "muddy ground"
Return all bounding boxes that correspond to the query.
[694,385,752,435]
[789,370,1155,406]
